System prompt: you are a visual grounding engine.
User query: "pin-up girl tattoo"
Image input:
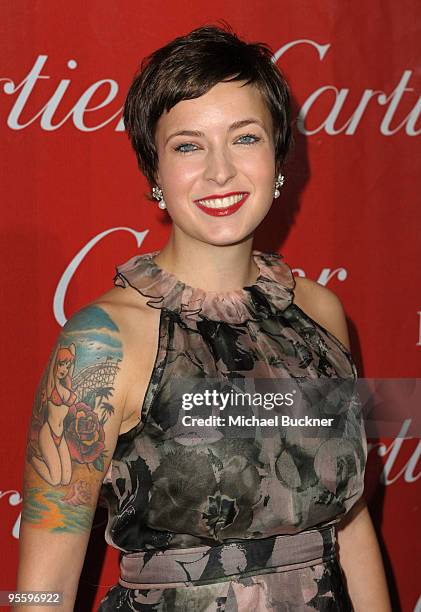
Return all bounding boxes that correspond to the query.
[29,343,77,486]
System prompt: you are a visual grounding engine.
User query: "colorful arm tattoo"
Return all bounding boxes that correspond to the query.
[22,305,124,533]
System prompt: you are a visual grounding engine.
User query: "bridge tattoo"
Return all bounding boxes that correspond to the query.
[23,305,123,532]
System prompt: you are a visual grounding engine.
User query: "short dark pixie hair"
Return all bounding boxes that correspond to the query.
[123,22,294,194]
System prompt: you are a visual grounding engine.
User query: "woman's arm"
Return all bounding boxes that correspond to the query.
[294,277,391,610]
[336,497,392,611]
[46,343,58,397]
[16,303,129,612]
[68,343,76,379]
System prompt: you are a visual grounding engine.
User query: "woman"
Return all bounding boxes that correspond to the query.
[17,23,391,612]
[28,343,76,487]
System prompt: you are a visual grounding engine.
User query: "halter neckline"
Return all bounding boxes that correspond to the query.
[114,249,296,324]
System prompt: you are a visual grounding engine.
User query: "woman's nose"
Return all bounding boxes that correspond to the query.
[203,148,237,185]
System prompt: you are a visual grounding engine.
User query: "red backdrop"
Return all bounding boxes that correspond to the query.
[1,2,420,610]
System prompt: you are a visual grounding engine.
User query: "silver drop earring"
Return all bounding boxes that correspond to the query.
[152,185,167,210]
[274,173,285,199]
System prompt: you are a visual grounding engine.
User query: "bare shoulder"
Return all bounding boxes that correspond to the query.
[293,276,351,350]
[86,285,162,434]
[85,285,158,340]
[84,284,161,392]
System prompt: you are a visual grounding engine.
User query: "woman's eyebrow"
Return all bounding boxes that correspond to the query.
[165,118,266,145]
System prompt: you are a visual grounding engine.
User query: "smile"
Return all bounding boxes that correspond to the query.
[194,192,250,217]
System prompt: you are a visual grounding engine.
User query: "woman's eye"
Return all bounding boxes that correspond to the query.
[174,143,197,154]
[174,134,260,154]
[237,134,261,145]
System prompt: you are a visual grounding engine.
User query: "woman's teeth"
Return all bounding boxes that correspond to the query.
[196,194,245,209]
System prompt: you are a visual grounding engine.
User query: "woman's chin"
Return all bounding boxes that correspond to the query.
[196,231,252,247]
[172,218,255,246]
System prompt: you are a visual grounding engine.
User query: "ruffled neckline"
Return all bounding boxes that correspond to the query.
[114,249,296,324]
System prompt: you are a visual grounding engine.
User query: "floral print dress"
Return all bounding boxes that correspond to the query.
[98,250,367,611]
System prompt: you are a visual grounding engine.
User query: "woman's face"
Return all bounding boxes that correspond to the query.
[154,80,277,246]
[57,360,71,379]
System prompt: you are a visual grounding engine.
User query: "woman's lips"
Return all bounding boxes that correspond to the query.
[194,193,250,217]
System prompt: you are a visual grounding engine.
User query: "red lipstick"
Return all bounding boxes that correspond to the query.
[193,192,250,217]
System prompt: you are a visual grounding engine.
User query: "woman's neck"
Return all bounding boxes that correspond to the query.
[152,232,259,293]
